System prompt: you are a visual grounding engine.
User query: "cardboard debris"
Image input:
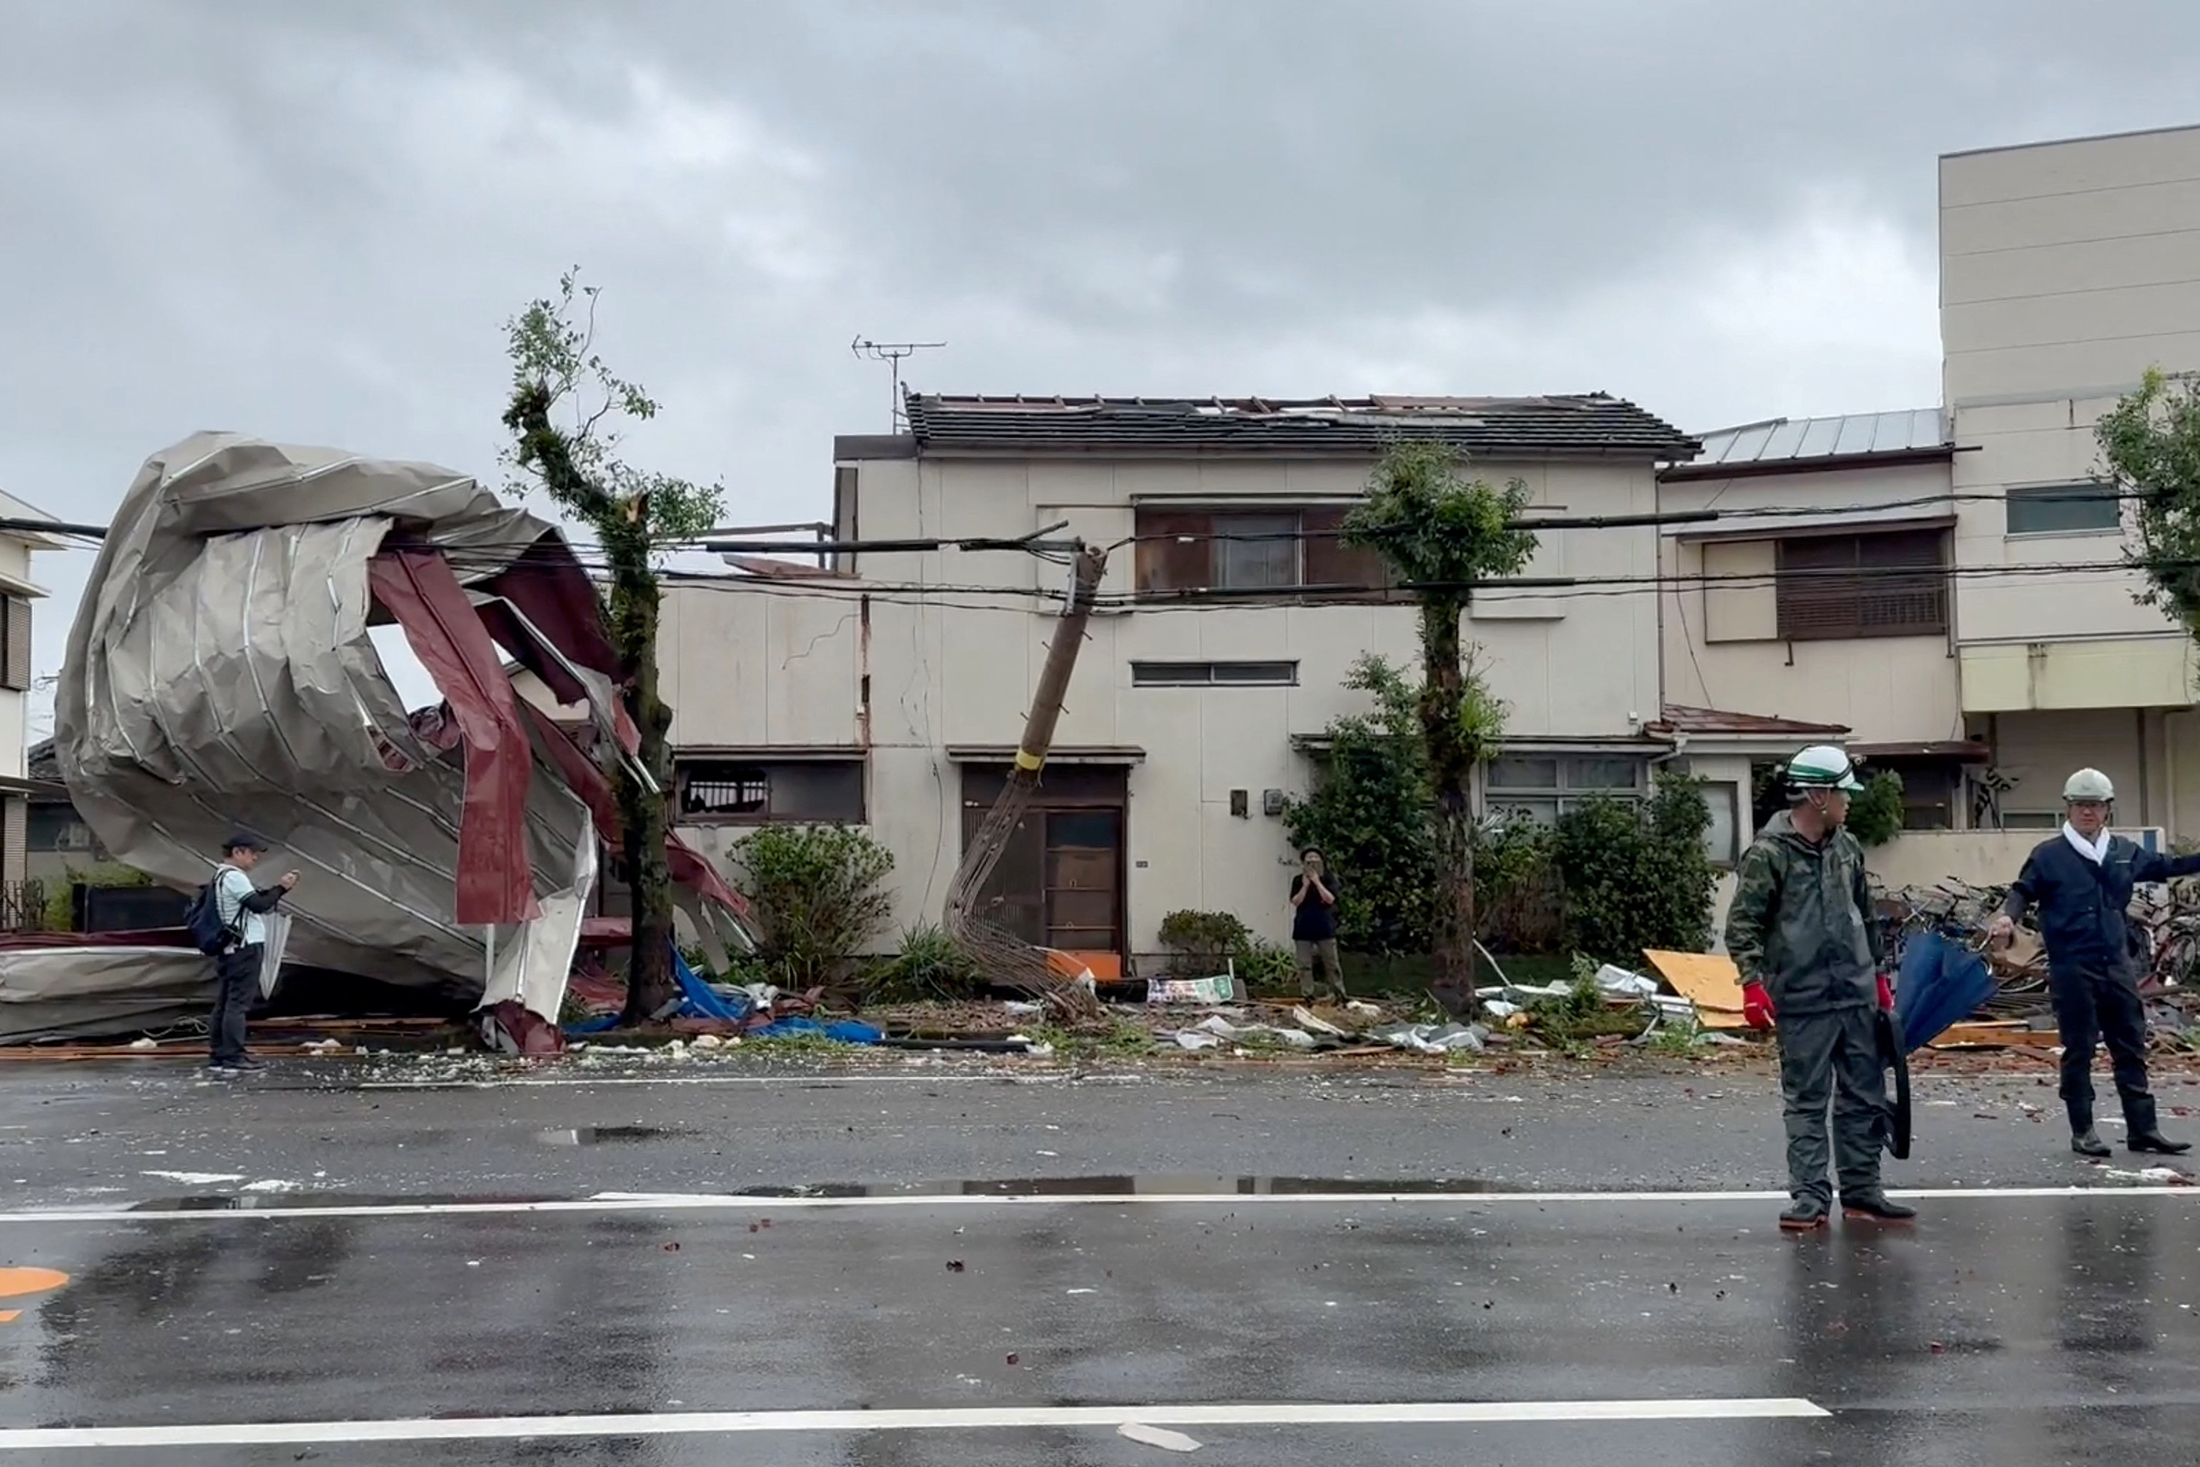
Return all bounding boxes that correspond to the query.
[1643,950,1749,1030]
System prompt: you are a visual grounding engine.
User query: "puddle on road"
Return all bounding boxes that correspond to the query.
[533,1126,685,1147]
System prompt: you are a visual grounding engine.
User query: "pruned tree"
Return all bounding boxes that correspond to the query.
[2098,367,2200,638]
[502,270,725,1024]
[1343,440,1535,1014]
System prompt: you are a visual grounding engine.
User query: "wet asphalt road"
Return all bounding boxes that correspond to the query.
[0,1058,2194,1463]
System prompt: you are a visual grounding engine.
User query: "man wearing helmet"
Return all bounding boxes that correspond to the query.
[1725,744,1912,1231]
[1988,768,2196,1158]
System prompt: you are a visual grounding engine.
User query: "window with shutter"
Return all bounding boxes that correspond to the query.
[1300,506,1392,599]
[1775,529,1947,640]
[1134,510,1215,593]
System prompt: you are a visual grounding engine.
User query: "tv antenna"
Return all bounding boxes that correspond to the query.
[851,337,946,431]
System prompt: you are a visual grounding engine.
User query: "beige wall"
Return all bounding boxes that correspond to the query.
[1942,129,2200,682]
[1657,460,1962,743]
[1943,125,2200,404]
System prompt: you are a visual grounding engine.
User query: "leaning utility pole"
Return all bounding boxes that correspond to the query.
[944,544,1108,1017]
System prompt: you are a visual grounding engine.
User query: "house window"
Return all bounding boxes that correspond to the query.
[26,804,91,853]
[1134,506,1391,597]
[1775,529,1947,641]
[1131,660,1298,687]
[1485,754,1646,825]
[2006,483,2121,537]
[675,759,865,823]
[1702,781,1741,868]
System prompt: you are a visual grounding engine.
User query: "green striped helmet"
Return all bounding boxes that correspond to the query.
[1785,743,1863,794]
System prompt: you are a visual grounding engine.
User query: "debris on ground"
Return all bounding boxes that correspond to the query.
[1117,1423,1202,1453]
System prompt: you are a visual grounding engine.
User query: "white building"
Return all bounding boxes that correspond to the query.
[1658,121,2200,851]
[1941,123,2200,834]
[640,394,1696,969]
[0,488,62,914]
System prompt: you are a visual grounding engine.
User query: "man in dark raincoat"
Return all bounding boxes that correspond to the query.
[1725,745,1913,1232]
[1990,767,2194,1159]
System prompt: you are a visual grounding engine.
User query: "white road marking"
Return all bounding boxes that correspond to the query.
[0,1398,1829,1449]
[0,1185,2188,1226]
[349,1073,1089,1091]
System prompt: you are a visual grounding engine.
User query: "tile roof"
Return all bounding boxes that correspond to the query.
[905,393,1696,460]
[1680,409,1950,472]
[1651,706,1850,738]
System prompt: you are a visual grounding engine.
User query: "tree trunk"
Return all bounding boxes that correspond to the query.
[1420,595,1477,1016]
[611,534,678,1025]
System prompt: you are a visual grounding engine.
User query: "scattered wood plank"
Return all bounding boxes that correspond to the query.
[1642,950,1749,1030]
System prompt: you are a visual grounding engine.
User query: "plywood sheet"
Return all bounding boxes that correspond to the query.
[1643,950,1749,1030]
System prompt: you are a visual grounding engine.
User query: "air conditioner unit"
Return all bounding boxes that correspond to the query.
[2113,826,2166,854]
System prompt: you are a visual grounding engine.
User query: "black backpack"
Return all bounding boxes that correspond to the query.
[184,875,240,956]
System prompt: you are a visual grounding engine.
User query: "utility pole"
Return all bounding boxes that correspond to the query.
[945,544,1107,1016]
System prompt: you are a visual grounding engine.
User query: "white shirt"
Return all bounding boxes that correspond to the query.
[2062,822,2111,867]
[215,865,266,947]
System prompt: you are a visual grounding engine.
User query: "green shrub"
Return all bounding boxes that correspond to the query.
[1282,655,1440,954]
[1553,773,1719,964]
[1234,938,1299,992]
[1157,909,1252,975]
[1845,770,1906,848]
[868,923,987,1003]
[730,825,895,991]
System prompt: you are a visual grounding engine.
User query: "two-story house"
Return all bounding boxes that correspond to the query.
[1656,409,1982,840]
[652,394,1696,968]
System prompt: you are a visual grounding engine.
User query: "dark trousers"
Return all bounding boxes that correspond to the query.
[1775,1006,1884,1204]
[2050,966,2156,1135]
[210,944,262,1063]
[1295,938,1345,1000]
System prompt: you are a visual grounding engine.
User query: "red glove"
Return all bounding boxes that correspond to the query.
[1876,972,1895,1013]
[1742,981,1776,1030]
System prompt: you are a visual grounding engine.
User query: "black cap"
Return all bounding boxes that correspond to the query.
[222,832,270,854]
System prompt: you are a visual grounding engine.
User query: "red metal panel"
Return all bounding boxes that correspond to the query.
[369,549,540,926]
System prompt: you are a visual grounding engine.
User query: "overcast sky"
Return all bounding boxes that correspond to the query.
[7,0,2200,726]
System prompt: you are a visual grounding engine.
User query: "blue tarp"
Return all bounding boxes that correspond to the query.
[1896,931,1999,1053]
[561,947,756,1036]
[748,1016,884,1045]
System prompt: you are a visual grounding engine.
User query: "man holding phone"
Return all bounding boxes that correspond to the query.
[1289,847,1345,1003]
[208,834,300,1075]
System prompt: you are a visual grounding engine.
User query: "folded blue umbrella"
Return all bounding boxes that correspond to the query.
[1896,930,1999,1053]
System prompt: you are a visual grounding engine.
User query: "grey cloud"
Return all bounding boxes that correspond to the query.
[4,0,2200,707]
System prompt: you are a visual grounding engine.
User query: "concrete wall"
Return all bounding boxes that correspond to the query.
[1865,829,2045,891]
[1658,460,1963,743]
[1942,129,2200,677]
[1943,125,2200,404]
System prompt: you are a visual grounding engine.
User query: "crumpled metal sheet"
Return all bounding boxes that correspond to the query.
[54,434,600,1019]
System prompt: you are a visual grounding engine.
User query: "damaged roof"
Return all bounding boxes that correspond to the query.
[1651,706,1851,738]
[1663,409,1951,481]
[903,393,1698,460]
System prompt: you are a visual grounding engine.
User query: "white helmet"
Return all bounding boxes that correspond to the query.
[2063,768,2115,803]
